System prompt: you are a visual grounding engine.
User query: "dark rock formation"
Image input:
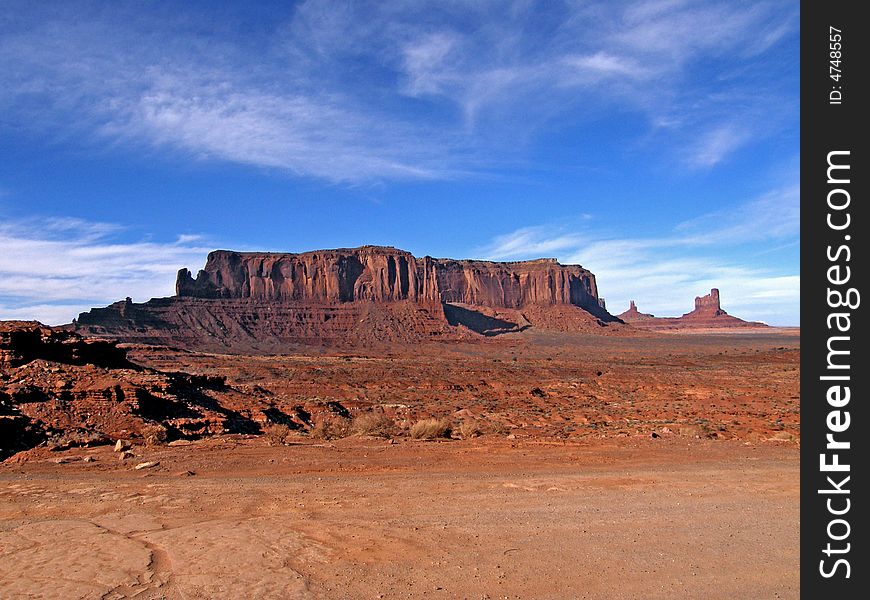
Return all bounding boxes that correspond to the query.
[0,321,261,459]
[1,321,129,369]
[75,246,620,350]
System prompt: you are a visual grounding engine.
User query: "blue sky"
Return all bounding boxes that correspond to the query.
[0,0,799,325]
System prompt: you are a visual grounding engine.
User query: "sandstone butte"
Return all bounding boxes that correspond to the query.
[616,288,767,330]
[73,246,621,350]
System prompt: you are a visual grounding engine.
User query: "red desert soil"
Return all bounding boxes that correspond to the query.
[124,329,801,443]
[0,438,798,599]
[1,328,799,598]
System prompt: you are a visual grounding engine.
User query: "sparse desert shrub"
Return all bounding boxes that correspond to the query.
[311,418,352,440]
[678,424,715,439]
[489,421,512,436]
[140,423,168,446]
[410,418,452,440]
[263,423,293,446]
[353,413,396,438]
[458,420,481,439]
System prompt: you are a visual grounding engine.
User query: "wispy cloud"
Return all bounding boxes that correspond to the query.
[674,184,800,243]
[0,217,212,325]
[0,7,466,183]
[401,32,463,97]
[480,181,800,325]
[108,80,449,181]
[391,0,797,162]
[0,1,798,181]
[484,227,588,259]
[562,52,653,80]
[687,124,751,168]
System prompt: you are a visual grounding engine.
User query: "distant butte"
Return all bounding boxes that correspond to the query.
[617,289,767,330]
[617,300,656,322]
[74,246,624,350]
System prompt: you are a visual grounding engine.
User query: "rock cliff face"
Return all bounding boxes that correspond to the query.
[177,247,422,304]
[176,247,604,312]
[75,246,619,350]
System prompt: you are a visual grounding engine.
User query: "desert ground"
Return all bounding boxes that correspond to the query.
[1,328,799,599]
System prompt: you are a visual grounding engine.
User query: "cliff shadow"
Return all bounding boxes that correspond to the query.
[443,303,527,337]
[134,388,203,421]
[165,376,261,435]
[262,407,303,430]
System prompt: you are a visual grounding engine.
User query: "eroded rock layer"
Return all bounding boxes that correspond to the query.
[0,322,376,458]
[76,298,456,351]
[1,322,239,458]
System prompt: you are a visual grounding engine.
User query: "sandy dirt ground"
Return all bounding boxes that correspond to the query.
[1,329,799,598]
[1,437,797,599]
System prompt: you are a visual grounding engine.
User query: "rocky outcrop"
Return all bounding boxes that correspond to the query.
[176,247,605,314]
[617,290,766,331]
[1,321,262,459]
[4,320,475,459]
[685,288,725,318]
[617,301,657,323]
[75,246,620,350]
[1,321,129,369]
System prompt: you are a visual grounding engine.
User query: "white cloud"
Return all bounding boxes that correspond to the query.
[0,303,94,327]
[0,217,212,325]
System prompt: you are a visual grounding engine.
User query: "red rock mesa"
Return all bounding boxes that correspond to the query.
[75,246,620,350]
